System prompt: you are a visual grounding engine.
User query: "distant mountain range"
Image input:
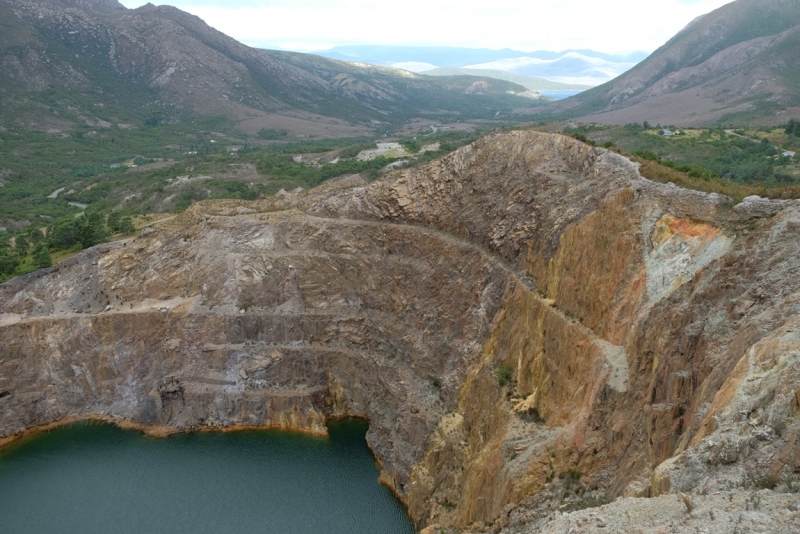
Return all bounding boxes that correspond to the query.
[314,46,649,87]
[0,0,541,137]
[3,0,795,135]
[520,0,800,126]
[419,69,590,92]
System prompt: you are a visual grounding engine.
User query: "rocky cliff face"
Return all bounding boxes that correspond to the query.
[2,131,800,532]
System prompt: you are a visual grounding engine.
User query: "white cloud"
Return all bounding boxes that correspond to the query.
[118,0,735,53]
[391,62,440,73]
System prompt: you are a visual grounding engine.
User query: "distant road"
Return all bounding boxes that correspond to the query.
[725,129,793,154]
[137,216,176,229]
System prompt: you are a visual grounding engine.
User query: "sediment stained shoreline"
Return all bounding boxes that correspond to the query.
[0,414,330,452]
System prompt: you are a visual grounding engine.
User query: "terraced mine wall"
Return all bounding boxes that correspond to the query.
[2,131,799,532]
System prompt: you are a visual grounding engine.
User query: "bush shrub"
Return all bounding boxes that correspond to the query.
[497,363,513,386]
[257,128,288,140]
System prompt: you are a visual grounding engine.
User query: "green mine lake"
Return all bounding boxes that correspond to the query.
[0,419,415,534]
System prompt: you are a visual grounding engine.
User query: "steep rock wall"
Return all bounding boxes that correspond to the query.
[0,213,511,491]
[2,131,800,532]
[310,131,800,529]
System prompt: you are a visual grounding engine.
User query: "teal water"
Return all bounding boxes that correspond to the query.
[0,420,415,534]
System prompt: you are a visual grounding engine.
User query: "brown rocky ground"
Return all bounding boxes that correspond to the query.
[1,131,800,532]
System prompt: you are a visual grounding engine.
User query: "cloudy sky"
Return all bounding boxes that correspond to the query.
[118,0,735,54]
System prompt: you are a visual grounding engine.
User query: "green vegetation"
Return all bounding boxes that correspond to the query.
[0,116,236,223]
[0,120,489,281]
[497,363,513,387]
[255,154,396,191]
[32,242,52,269]
[339,142,377,159]
[252,130,484,194]
[419,130,484,154]
[0,209,137,282]
[753,474,780,490]
[257,128,288,140]
[559,470,582,484]
[400,139,422,152]
[558,123,800,201]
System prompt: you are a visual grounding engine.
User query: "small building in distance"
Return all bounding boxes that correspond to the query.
[783,150,796,158]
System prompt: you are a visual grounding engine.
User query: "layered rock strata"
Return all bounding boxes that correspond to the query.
[2,131,799,532]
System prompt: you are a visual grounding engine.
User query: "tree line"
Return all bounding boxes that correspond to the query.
[0,211,135,281]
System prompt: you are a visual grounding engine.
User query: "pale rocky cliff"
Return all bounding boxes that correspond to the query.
[2,131,800,532]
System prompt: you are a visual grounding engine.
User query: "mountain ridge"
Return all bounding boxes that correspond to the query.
[314,45,648,68]
[517,0,800,126]
[0,0,539,136]
[419,68,590,91]
[313,45,647,86]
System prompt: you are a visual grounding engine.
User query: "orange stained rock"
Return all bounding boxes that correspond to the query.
[652,214,720,250]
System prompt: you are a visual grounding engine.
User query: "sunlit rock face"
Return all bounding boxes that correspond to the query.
[2,131,800,532]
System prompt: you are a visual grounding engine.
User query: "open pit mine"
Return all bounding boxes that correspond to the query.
[1,131,799,533]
